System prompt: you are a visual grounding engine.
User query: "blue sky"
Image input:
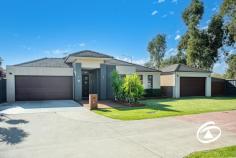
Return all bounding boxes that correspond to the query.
[0,0,226,73]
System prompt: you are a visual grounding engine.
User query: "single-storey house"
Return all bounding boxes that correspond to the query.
[6,50,161,102]
[160,64,211,98]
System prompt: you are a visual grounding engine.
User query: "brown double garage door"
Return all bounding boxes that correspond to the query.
[180,77,206,97]
[15,76,73,101]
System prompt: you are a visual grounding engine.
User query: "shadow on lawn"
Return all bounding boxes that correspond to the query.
[210,96,236,100]
[96,103,180,113]
[141,96,236,104]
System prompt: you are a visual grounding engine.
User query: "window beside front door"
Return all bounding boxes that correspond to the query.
[139,75,143,84]
[120,74,126,79]
[82,74,89,98]
[148,75,153,89]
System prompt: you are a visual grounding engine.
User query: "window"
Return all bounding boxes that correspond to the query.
[139,75,143,84]
[120,74,126,79]
[148,75,153,89]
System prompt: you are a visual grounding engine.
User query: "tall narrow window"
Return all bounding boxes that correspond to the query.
[120,74,126,79]
[139,75,143,84]
[148,75,153,89]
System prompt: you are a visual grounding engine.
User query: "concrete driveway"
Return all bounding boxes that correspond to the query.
[0,101,236,158]
[0,100,82,114]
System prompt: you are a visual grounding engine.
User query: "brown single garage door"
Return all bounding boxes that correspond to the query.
[180,77,205,97]
[15,76,73,101]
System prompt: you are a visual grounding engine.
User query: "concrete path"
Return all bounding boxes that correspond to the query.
[0,101,236,158]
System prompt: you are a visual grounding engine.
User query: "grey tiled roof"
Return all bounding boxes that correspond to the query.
[160,64,210,73]
[13,49,160,72]
[14,58,72,68]
[68,50,113,58]
[105,59,160,72]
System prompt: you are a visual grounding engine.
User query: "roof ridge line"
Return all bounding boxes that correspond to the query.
[175,64,181,71]
[180,64,211,73]
[14,57,48,66]
[113,58,161,72]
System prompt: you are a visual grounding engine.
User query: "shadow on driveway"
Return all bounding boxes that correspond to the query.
[0,114,29,145]
[5,119,29,125]
[0,127,29,145]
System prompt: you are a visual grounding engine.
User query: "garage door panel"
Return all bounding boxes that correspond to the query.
[15,76,73,101]
[180,77,205,97]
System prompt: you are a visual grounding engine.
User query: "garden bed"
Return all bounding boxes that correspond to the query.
[114,101,145,107]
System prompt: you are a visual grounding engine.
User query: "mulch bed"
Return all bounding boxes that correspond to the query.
[114,101,145,107]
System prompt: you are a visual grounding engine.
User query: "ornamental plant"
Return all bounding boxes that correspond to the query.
[122,74,144,103]
[111,70,124,101]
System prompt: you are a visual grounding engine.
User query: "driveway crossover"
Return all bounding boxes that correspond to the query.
[0,101,236,158]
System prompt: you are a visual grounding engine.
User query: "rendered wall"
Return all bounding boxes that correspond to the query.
[136,72,161,89]
[174,72,211,98]
[73,63,82,101]
[6,66,73,102]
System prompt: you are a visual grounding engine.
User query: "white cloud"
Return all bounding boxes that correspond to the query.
[151,10,158,16]
[212,7,217,12]
[206,19,211,24]
[174,34,181,40]
[21,45,32,51]
[162,14,167,18]
[79,43,86,47]
[200,25,208,30]
[213,62,227,74]
[133,59,147,65]
[116,56,148,65]
[166,48,178,57]
[229,49,236,54]
[158,0,165,3]
[167,34,172,39]
[169,11,175,15]
[44,49,71,57]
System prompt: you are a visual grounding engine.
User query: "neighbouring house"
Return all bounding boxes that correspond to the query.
[6,50,161,102]
[0,67,5,78]
[160,64,211,98]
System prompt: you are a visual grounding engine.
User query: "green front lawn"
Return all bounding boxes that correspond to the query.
[94,97,236,120]
[185,146,236,158]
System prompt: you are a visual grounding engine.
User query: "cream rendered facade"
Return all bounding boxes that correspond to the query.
[7,56,161,102]
[174,72,211,98]
[136,72,161,89]
[6,66,73,102]
[160,72,211,98]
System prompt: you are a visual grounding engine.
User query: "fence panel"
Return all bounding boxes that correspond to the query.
[0,78,6,103]
[211,78,225,96]
[225,80,236,96]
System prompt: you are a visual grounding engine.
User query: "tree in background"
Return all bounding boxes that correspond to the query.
[178,0,224,70]
[211,73,225,79]
[0,57,3,77]
[147,34,166,69]
[225,54,236,79]
[0,57,2,67]
[161,53,186,68]
[220,0,236,46]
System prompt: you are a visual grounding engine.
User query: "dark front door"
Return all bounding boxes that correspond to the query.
[82,74,89,98]
[15,76,73,101]
[180,77,205,97]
